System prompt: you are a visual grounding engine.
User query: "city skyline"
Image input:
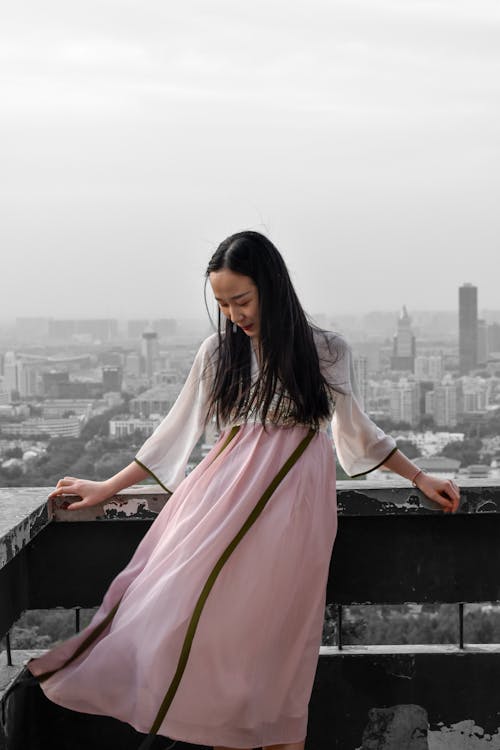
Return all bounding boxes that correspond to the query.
[2,294,500,327]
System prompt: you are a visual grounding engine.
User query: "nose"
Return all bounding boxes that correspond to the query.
[229,306,242,323]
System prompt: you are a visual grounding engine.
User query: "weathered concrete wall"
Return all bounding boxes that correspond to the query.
[308,646,500,749]
[3,483,500,748]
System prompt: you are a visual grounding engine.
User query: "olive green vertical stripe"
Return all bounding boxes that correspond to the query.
[212,424,240,460]
[37,597,124,683]
[147,427,316,737]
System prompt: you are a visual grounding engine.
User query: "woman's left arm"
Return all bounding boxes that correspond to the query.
[383,449,460,514]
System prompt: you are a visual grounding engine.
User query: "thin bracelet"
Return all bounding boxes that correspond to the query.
[411,468,423,487]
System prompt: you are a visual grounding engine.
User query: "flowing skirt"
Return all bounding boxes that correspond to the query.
[28,423,338,748]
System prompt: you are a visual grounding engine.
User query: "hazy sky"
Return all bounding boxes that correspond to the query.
[1,0,499,319]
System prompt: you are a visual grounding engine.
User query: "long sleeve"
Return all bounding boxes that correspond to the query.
[322,333,397,478]
[134,333,218,492]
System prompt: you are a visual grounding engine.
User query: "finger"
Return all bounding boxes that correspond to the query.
[66,499,90,510]
[432,493,453,512]
[440,486,460,504]
[49,486,67,498]
[49,485,78,498]
[442,481,460,502]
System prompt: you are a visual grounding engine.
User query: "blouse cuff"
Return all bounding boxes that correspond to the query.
[348,445,399,478]
[134,458,174,494]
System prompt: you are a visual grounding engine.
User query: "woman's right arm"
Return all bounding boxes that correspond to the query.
[48,333,218,511]
[48,460,149,510]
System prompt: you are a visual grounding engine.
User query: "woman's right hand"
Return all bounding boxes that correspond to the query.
[49,477,113,510]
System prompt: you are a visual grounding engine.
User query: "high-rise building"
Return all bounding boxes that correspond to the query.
[3,352,19,397]
[414,355,443,382]
[353,355,368,408]
[102,366,123,393]
[17,363,40,398]
[389,378,420,427]
[142,330,159,379]
[459,283,478,374]
[391,306,415,371]
[461,376,489,413]
[433,376,458,428]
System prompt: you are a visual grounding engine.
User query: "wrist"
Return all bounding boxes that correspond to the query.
[103,477,119,496]
[410,468,425,488]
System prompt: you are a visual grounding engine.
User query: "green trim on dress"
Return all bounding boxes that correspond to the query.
[212,424,241,460]
[134,459,173,494]
[349,445,399,478]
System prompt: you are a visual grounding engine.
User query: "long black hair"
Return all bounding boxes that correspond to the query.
[205,230,338,429]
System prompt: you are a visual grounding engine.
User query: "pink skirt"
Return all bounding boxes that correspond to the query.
[28,423,338,748]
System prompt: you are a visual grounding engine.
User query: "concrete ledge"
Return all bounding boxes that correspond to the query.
[3,481,500,587]
[336,479,500,515]
[0,489,52,568]
[0,486,171,571]
[320,643,500,655]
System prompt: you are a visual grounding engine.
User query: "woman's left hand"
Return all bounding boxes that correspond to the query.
[414,473,460,514]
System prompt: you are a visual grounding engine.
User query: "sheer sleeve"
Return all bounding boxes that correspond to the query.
[134,333,218,492]
[321,332,397,477]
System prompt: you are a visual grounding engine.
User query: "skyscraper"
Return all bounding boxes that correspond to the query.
[353,355,368,408]
[459,283,478,375]
[389,378,420,427]
[391,306,415,371]
[142,330,159,380]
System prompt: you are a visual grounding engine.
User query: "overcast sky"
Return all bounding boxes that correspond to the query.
[1,0,499,320]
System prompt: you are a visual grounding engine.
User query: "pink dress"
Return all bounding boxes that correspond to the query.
[28,331,396,749]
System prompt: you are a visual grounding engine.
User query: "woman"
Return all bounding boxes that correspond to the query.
[28,231,460,750]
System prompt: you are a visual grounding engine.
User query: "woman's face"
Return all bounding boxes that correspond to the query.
[209,269,260,340]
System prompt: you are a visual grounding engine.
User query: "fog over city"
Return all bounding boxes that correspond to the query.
[1,0,499,319]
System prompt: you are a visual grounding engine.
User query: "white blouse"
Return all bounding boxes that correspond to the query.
[134,331,397,492]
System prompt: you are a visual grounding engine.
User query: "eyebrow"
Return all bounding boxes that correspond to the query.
[214,290,253,302]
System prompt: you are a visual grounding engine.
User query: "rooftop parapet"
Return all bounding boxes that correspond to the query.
[1,480,500,748]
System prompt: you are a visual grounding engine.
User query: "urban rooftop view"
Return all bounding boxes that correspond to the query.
[1,281,499,488]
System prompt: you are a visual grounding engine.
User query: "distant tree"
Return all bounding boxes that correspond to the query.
[3,446,23,459]
[0,462,23,479]
[80,405,126,441]
[441,438,482,467]
[93,450,135,480]
[395,439,420,459]
[10,608,98,649]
